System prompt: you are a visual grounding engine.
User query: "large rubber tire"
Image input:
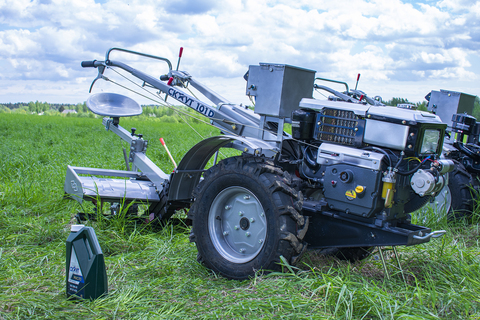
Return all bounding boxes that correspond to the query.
[448,162,476,218]
[189,156,308,280]
[319,247,374,262]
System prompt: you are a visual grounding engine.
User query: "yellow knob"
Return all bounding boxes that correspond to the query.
[355,185,364,194]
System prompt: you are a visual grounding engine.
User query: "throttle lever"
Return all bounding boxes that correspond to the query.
[88,65,107,93]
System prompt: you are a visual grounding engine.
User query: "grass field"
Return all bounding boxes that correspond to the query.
[1,113,480,319]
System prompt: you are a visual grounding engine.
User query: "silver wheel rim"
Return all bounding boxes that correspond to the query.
[208,186,267,263]
[433,184,452,214]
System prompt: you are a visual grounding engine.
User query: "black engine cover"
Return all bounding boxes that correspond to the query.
[322,164,383,217]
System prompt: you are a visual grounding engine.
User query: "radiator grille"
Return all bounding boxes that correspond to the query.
[316,109,359,146]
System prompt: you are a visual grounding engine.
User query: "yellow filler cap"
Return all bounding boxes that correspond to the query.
[355,185,365,194]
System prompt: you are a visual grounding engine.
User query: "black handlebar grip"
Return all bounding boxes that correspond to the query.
[81,60,97,68]
[160,74,170,81]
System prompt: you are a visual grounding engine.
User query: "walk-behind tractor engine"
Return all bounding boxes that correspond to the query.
[65,48,453,279]
[426,89,480,216]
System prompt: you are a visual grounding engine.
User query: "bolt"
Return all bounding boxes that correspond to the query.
[246,232,251,237]
[402,120,406,124]
[259,239,264,244]
[250,218,255,223]
[260,212,265,217]
[244,195,250,200]
[240,248,246,253]
[223,231,229,236]
[239,211,244,216]
[225,205,232,210]
[234,225,239,230]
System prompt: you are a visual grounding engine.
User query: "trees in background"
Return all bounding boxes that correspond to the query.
[1,96,479,121]
[383,97,428,111]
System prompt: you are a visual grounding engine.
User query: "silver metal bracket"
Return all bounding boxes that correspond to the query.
[412,230,446,240]
[129,139,148,162]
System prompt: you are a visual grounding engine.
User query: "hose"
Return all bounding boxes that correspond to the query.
[455,142,480,161]
[299,161,321,183]
[302,146,319,170]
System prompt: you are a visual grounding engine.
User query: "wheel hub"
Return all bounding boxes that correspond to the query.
[208,186,267,263]
[240,217,250,230]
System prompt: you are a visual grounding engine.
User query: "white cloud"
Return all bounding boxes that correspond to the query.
[0,0,478,105]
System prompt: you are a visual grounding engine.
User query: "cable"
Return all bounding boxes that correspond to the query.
[363,146,392,168]
[314,88,329,100]
[98,66,323,156]
[397,161,423,176]
[393,151,404,170]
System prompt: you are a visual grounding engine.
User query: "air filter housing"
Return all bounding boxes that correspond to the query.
[313,108,365,147]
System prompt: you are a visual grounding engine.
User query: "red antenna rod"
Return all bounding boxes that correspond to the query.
[354,73,361,91]
[176,47,184,71]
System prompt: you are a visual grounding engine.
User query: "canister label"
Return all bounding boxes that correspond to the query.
[67,248,85,298]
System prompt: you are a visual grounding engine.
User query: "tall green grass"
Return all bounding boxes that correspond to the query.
[1,113,479,319]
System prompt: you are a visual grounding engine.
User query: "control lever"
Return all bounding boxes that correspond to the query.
[89,65,106,93]
[130,127,143,139]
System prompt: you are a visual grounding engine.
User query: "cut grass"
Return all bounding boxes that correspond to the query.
[1,113,480,319]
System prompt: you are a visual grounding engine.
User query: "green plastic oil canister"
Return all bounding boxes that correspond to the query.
[66,225,108,300]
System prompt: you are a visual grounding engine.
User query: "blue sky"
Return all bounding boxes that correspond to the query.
[0,0,478,105]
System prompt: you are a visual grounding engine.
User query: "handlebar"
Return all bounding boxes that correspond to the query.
[315,77,349,93]
[81,48,238,128]
[81,60,102,68]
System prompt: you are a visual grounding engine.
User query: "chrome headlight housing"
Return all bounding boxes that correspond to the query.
[420,129,441,154]
[406,124,446,156]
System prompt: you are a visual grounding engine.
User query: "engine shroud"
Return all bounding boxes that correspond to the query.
[297,98,447,157]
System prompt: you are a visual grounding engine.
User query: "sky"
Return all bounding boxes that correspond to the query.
[0,0,479,106]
